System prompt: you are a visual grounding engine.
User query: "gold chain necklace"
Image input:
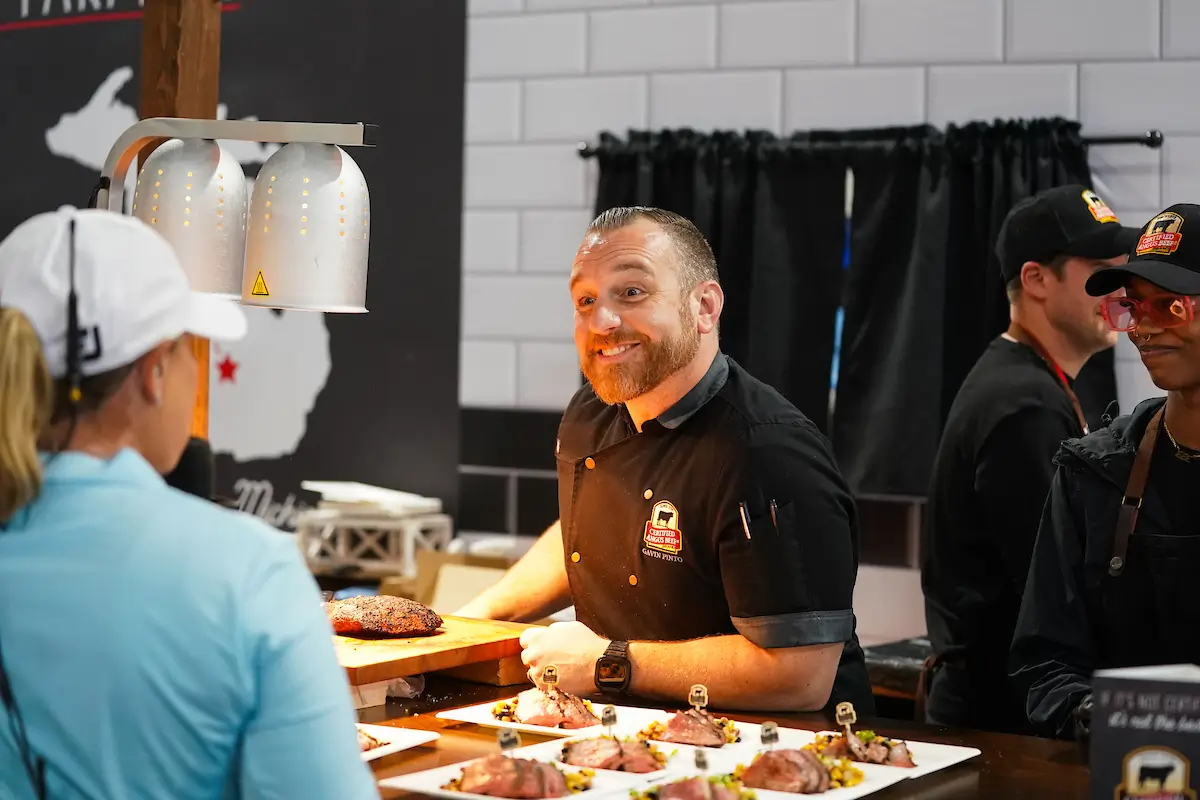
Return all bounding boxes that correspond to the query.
[1163,419,1200,463]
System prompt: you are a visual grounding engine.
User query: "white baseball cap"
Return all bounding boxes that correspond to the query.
[0,206,247,378]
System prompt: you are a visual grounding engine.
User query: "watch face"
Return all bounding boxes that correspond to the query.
[597,658,629,685]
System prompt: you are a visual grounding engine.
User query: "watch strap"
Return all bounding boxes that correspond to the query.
[604,640,629,660]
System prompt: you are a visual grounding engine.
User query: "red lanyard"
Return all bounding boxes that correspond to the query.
[1008,324,1090,436]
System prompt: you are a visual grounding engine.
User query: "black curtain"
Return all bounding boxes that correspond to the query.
[588,130,847,432]
[831,127,951,498]
[833,118,1111,497]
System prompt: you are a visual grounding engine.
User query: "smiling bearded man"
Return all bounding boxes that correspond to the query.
[455,206,874,720]
[578,277,700,407]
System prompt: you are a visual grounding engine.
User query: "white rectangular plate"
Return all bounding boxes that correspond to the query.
[436,698,665,738]
[808,732,981,780]
[634,755,910,800]
[377,755,651,800]
[358,723,440,763]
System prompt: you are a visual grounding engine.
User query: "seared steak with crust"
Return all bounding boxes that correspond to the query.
[456,754,569,798]
[656,709,726,747]
[511,687,599,729]
[740,749,830,794]
[812,732,916,768]
[326,595,443,637]
[561,737,662,773]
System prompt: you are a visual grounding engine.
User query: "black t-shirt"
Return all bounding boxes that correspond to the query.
[922,338,1084,673]
[556,353,874,716]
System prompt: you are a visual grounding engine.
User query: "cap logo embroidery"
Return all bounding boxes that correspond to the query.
[1137,212,1185,256]
[1082,190,1118,224]
[643,500,682,556]
[77,325,103,362]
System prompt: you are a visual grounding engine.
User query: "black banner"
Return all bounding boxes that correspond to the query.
[0,0,467,528]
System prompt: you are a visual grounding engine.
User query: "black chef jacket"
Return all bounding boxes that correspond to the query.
[556,352,875,716]
[920,338,1083,734]
[1010,396,1200,740]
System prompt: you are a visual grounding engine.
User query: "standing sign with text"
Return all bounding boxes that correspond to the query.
[1092,665,1200,800]
[0,0,467,529]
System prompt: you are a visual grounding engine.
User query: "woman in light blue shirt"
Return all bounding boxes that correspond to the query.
[0,207,378,799]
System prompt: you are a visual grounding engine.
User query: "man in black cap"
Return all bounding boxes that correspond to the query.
[1011,203,1200,740]
[920,184,1141,733]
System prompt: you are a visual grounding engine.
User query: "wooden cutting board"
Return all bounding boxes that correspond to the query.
[334,615,530,686]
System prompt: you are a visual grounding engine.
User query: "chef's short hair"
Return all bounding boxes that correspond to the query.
[587,207,719,292]
[1006,253,1070,302]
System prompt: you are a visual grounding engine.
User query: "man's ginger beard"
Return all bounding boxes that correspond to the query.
[582,301,701,405]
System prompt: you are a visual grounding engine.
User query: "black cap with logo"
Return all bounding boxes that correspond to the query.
[996,184,1142,284]
[1086,203,1200,297]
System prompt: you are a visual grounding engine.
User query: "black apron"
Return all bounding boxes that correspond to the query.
[1090,408,1200,669]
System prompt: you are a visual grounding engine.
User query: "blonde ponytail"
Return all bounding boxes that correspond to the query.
[0,308,53,522]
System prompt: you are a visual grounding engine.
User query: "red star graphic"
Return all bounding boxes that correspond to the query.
[217,354,239,383]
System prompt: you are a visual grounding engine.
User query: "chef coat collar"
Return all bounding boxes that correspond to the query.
[653,351,729,430]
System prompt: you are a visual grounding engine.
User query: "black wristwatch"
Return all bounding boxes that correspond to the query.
[595,640,631,693]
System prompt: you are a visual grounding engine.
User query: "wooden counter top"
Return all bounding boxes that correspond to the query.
[358,675,1089,799]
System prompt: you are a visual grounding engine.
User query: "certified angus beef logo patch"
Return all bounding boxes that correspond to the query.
[1083,189,1119,223]
[643,500,682,556]
[1115,746,1195,800]
[1137,212,1185,257]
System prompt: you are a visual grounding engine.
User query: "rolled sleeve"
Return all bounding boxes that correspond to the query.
[718,421,859,649]
[733,609,855,648]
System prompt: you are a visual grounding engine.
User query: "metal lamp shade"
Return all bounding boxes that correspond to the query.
[241,142,370,312]
[131,138,248,298]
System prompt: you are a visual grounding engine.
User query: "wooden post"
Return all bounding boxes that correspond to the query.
[137,0,223,439]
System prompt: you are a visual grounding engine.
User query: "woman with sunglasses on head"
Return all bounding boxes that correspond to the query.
[0,208,378,799]
[1010,203,1200,742]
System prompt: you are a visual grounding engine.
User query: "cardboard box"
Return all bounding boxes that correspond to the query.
[1091,664,1200,800]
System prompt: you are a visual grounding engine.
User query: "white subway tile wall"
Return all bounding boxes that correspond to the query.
[462,0,1196,410]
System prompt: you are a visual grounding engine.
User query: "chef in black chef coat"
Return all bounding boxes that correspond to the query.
[1010,203,1200,740]
[457,207,874,715]
[919,185,1139,734]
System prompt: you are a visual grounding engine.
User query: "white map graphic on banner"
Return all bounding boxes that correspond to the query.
[45,65,280,172]
[45,67,333,464]
[209,303,332,462]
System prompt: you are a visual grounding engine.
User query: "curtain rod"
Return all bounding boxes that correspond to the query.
[1082,130,1163,148]
[577,129,1165,157]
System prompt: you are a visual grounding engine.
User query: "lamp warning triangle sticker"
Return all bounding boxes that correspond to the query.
[251,270,270,297]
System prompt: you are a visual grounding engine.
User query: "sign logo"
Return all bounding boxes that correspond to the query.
[643,500,682,555]
[1137,212,1185,257]
[232,478,310,531]
[1083,189,1119,223]
[1115,746,1195,800]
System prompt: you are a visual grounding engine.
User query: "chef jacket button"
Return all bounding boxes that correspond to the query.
[643,489,653,499]
[571,552,580,563]
[585,457,596,470]
[629,575,638,586]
